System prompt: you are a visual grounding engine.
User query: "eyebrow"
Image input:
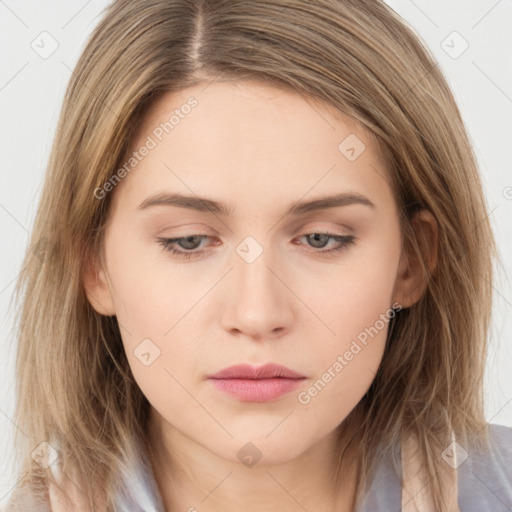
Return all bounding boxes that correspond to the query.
[137,191,376,216]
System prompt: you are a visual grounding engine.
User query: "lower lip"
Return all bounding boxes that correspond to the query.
[208,378,304,402]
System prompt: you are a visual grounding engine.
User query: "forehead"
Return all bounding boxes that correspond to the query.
[137,79,370,149]
[109,80,394,218]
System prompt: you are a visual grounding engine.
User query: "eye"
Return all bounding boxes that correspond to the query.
[295,232,356,256]
[157,235,210,259]
[156,231,356,260]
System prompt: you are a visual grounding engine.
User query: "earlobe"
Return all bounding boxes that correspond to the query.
[81,250,116,316]
[392,209,438,309]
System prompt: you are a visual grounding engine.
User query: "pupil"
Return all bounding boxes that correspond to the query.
[181,236,201,249]
[309,233,328,248]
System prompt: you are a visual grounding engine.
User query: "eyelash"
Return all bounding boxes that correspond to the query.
[156,231,356,260]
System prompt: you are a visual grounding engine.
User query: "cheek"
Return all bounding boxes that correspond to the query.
[105,251,199,415]
[103,230,222,403]
[295,294,392,427]
[105,227,200,337]
[295,239,399,409]
[306,241,399,351]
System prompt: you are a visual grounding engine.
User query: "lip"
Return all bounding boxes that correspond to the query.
[207,363,306,403]
[208,363,306,380]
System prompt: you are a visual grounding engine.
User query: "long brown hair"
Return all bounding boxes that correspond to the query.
[8,0,496,510]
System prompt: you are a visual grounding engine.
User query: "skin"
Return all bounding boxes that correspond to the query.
[83,80,437,512]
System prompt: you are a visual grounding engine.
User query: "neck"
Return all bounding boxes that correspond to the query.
[146,409,362,512]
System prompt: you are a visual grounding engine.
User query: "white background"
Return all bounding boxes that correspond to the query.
[1,0,511,504]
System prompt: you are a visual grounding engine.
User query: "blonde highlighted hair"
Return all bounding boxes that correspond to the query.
[8,0,496,510]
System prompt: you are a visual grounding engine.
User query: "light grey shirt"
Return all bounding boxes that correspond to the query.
[358,423,512,511]
[117,422,512,511]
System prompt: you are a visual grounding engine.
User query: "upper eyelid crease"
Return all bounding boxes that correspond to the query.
[137,192,376,216]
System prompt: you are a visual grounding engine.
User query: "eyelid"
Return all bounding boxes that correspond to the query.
[155,224,353,245]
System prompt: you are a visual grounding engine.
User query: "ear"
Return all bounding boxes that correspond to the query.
[82,247,116,316]
[392,208,438,309]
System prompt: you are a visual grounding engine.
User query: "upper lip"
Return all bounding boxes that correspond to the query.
[207,363,306,380]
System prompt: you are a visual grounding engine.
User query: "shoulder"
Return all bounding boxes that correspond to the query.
[457,423,512,510]
[4,489,50,512]
[356,423,512,512]
[5,483,95,512]
[113,448,166,511]
[47,480,92,512]
[46,461,109,512]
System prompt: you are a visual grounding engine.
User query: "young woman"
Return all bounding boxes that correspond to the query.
[7,0,512,511]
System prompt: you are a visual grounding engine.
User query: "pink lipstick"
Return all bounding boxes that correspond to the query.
[207,363,306,402]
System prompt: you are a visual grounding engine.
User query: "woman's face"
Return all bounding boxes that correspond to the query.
[85,80,417,465]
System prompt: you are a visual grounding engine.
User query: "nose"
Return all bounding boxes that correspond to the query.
[220,244,295,342]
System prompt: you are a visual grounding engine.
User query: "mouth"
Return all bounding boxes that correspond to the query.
[206,363,306,403]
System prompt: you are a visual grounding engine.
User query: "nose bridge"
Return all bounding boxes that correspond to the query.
[235,234,281,307]
[221,234,293,339]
